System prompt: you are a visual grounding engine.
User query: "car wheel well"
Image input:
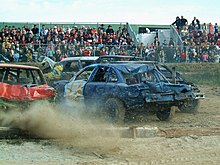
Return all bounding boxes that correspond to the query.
[103,95,125,106]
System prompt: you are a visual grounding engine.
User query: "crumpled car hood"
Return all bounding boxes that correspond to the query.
[0,82,55,101]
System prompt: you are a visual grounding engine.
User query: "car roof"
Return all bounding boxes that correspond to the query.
[0,63,40,70]
[99,55,142,59]
[111,60,158,64]
[92,63,154,74]
[98,55,143,62]
[60,56,99,62]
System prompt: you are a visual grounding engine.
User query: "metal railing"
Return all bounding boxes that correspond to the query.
[1,42,219,63]
[170,25,183,46]
[0,43,136,62]
[0,21,127,28]
[127,23,139,45]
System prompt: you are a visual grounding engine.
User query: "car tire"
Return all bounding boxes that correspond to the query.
[156,108,173,121]
[178,100,200,113]
[104,98,125,124]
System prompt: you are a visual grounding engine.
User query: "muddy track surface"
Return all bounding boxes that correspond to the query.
[0,85,220,165]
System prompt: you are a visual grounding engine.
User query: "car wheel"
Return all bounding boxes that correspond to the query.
[104,98,125,124]
[178,100,200,113]
[156,108,173,121]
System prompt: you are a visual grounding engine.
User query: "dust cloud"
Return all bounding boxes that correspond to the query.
[0,100,121,151]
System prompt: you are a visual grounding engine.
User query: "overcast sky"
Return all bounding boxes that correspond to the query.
[0,0,219,25]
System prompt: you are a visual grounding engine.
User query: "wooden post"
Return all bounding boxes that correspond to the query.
[171,66,176,84]
[171,66,176,118]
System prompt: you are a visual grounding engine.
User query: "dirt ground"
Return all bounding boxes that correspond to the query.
[0,85,220,165]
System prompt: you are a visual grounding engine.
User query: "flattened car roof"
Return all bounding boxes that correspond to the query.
[99,55,142,59]
[111,60,158,64]
[97,63,154,74]
[0,63,40,70]
[98,55,143,62]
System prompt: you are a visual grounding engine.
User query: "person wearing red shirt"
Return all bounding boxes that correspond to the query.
[83,47,92,56]
[202,51,209,62]
[216,38,220,47]
[100,47,107,56]
[91,27,98,35]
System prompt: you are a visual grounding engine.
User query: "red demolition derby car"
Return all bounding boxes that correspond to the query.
[0,63,55,110]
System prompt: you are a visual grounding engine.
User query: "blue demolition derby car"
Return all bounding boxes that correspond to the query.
[54,63,196,123]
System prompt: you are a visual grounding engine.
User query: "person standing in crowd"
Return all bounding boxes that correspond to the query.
[46,44,55,60]
[180,25,188,39]
[31,24,39,37]
[187,23,194,33]
[159,46,165,63]
[168,38,175,47]
[180,16,188,30]
[192,17,200,31]
[173,45,181,62]
[8,48,14,62]
[98,40,104,50]
[153,36,160,47]
[59,53,68,61]
[94,46,101,56]
[109,48,116,55]
[209,23,214,34]
[25,49,33,62]
[13,49,20,62]
[54,48,61,61]
[100,47,107,56]
[202,51,209,62]
[40,24,47,37]
[172,16,181,32]
[83,47,92,56]
[130,47,139,56]
[214,52,220,63]
[98,24,106,32]
[201,23,208,34]
[116,26,122,38]
[162,40,168,47]
[122,24,128,36]
[214,23,218,34]
[106,25,114,35]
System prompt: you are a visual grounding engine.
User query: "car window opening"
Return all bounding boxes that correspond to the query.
[92,67,107,82]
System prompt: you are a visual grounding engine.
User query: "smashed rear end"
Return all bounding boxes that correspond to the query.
[143,82,195,106]
[117,65,195,109]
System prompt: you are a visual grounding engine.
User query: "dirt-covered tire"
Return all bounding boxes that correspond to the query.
[156,108,173,121]
[103,98,125,124]
[178,99,200,113]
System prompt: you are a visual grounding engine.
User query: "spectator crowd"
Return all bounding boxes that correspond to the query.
[0,23,135,62]
[171,16,220,63]
[0,17,220,63]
